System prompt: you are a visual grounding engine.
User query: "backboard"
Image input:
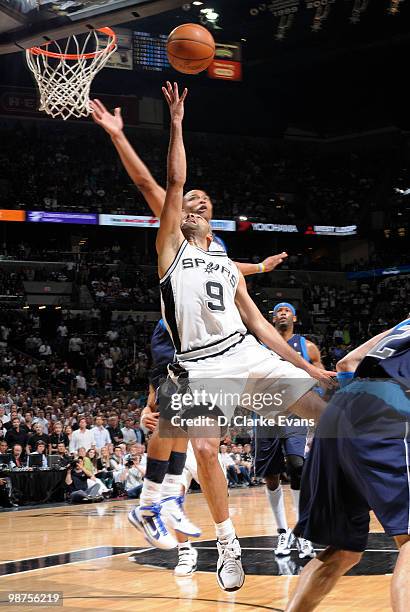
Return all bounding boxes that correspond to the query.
[0,0,182,54]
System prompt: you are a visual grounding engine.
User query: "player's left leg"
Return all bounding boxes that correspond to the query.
[173,466,198,577]
[391,534,410,611]
[285,547,363,612]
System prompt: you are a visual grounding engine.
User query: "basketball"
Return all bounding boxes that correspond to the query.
[167,23,215,75]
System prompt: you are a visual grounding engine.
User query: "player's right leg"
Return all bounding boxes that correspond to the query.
[391,534,410,612]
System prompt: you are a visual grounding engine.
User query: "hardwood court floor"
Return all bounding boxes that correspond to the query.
[0,487,393,611]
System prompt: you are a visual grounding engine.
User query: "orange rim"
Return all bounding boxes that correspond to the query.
[28,27,116,60]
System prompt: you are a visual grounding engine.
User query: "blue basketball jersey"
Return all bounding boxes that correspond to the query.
[355,318,410,386]
[288,334,311,363]
[149,319,175,387]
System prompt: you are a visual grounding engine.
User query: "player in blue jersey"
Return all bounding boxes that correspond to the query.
[286,319,410,612]
[254,303,323,560]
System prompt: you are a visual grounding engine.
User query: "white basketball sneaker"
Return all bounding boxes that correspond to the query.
[216,536,245,592]
[297,538,316,559]
[174,544,198,576]
[274,528,294,556]
[161,495,201,537]
[128,505,177,550]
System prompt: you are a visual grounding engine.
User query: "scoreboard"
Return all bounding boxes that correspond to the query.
[133,31,171,72]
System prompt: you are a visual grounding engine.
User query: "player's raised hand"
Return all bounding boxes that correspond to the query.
[261,252,288,272]
[90,99,123,137]
[162,81,188,123]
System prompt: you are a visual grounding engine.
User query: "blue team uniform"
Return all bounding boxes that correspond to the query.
[295,318,410,552]
[253,334,311,477]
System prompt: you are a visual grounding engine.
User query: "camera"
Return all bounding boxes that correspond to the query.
[125,458,134,468]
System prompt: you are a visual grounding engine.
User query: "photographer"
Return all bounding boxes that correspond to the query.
[65,457,102,503]
[118,454,145,499]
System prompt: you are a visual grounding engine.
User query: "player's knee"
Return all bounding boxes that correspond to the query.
[265,474,280,491]
[319,547,363,571]
[286,454,304,490]
[191,438,219,467]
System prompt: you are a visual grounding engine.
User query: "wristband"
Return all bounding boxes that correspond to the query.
[258,263,266,273]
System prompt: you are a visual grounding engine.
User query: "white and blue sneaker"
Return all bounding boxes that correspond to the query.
[161,495,202,538]
[128,505,177,550]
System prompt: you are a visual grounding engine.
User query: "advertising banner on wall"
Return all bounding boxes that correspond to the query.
[0,210,25,222]
[27,211,98,224]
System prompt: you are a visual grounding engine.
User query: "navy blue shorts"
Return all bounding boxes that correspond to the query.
[295,381,410,552]
[253,417,307,478]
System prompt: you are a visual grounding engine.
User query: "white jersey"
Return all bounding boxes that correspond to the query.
[160,240,247,361]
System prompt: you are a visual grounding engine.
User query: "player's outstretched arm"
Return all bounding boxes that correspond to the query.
[336,327,393,373]
[156,82,188,277]
[235,273,336,384]
[90,99,166,218]
[237,252,288,277]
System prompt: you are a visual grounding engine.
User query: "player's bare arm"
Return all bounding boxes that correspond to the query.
[306,341,324,368]
[336,326,394,373]
[156,81,188,277]
[90,99,166,217]
[234,273,335,383]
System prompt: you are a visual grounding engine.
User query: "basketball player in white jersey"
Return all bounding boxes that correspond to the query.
[128,82,335,592]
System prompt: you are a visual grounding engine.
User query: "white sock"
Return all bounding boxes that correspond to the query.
[161,473,183,499]
[139,478,162,512]
[291,489,300,522]
[265,485,288,532]
[215,518,235,542]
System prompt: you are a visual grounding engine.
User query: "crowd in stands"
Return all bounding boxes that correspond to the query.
[0,118,401,225]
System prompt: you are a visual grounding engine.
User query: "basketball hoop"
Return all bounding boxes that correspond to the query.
[26,27,117,120]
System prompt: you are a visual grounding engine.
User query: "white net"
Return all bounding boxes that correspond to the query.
[26,28,117,121]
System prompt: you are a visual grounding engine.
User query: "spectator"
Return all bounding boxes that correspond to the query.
[33,409,49,434]
[5,417,29,449]
[56,442,71,466]
[10,443,24,468]
[27,423,49,453]
[30,440,48,468]
[65,458,102,503]
[49,421,69,454]
[110,445,124,470]
[75,371,87,395]
[118,453,145,498]
[90,415,111,450]
[106,415,123,445]
[121,418,137,444]
[69,417,95,453]
[219,444,240,488]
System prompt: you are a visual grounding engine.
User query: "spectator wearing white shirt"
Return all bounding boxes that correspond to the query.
[69,417,95,453]
[76,371,87,394]
[121,419,137,444]
[220,444,240,487]
[69,336,83,353]
[57,324,68,337]
[103,355,114,381]
[91,416,111,450]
